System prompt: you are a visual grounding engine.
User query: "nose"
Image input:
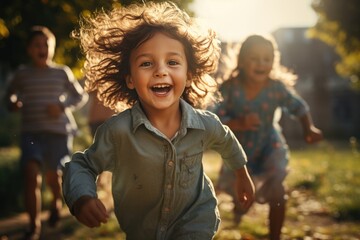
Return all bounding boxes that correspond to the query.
[258,59,271,66]
[154,65,168,78]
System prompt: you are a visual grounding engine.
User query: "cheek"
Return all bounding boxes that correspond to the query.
[265,64,273,72]
[243,64,255,72]
[27,48,37,57]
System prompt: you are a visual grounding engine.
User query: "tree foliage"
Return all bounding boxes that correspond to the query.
[0,0,194,79]
[308,0,360,89]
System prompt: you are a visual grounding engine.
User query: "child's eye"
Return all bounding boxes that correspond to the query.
[168,60,179,66]
[140,62,152,67]
[265,58,272,62]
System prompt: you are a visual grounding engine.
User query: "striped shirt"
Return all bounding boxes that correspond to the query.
[6,63,88,135]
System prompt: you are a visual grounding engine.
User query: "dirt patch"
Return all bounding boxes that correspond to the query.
[215,190,360,240]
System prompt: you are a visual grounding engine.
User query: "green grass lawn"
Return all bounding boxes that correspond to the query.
[1,139,359,239]
[289,139,360,221]
[207,140,360,239]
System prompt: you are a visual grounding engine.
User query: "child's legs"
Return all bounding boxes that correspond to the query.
[45,170,63,210]
[255,145,289,240]
[43,133,72,211]
[21,133,43,232]
[252,176,286,240]
[24,160,42,232]
[268,180,286,240]
[216,164,251,223]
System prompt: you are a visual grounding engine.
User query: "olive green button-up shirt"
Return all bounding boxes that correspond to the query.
[63,99,247,240]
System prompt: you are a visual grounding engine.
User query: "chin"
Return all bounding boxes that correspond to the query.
[253,78,267,83]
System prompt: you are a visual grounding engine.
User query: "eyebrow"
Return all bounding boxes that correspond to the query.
[134,52,184,61]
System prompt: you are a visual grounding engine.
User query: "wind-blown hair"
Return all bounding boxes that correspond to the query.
[229,35,297,87]
[73,1,221,111]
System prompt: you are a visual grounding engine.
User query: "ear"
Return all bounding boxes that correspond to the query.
[126,75,135,89]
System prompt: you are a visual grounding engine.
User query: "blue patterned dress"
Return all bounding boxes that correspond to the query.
[216,78,309,175]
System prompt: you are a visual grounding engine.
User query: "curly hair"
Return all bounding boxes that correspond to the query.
[229,34,297,87]
[73,1,221,111]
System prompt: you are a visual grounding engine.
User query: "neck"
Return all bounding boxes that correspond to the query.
[243,78,268,100]
[32,60,52,69]
[244,78,268,88]
[142,103,182,140]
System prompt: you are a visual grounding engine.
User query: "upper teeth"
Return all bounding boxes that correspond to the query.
[153,84,170,88]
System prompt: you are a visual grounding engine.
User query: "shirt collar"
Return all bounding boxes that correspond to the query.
[130,99,205,134]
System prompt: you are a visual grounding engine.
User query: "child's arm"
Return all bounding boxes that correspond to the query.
[62,119,116,228]
[276,81,323,143]
[299,113,323,144]
[234,166,255,210]
[72,195,109,228]
[4,75,22,112]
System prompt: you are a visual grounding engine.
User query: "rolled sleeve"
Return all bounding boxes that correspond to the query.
[62,155,98,213]
[203,111,247,170]
[62,122,115,213]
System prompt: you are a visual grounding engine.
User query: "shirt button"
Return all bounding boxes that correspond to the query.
[167,184,172,189]
[160,226,166,231]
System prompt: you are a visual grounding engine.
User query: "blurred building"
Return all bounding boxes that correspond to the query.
[272,27,360,141]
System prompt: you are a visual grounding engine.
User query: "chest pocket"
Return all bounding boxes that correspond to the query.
[179,152,203,188]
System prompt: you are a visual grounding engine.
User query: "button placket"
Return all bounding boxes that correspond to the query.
[158,142,176,239]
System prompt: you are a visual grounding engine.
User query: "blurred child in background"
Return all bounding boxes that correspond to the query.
[215,34,323,240]
[5,26,88,240]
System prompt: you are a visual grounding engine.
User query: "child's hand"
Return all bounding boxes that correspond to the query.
[305,126,323,144]
[47,103,64,118]
[242,113,261,131]
[235,167,255,210]
[73,195,109,228]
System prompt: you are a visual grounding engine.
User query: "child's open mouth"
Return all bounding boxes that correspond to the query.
[151,84,172,95]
